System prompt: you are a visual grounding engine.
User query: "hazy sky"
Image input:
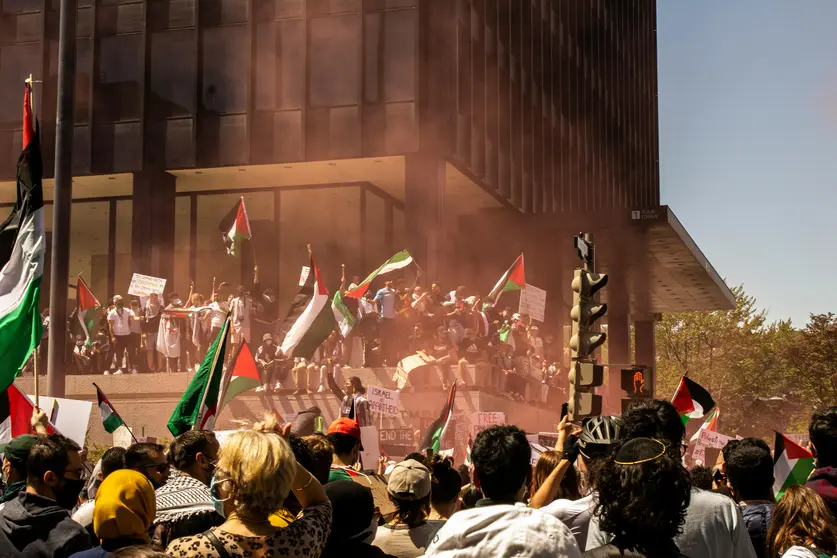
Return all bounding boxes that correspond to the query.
[656,1,837,327]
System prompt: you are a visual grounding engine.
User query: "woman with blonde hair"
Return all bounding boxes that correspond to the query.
[531,450,581,502]
[767,485,837,558]
[167,417,332,557]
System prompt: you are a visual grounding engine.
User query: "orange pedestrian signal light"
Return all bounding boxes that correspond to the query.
[621,368,651,397]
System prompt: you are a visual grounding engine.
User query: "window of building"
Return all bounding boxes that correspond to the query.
[150,29,197,117]
[114,200,133,298]
[202,25,249,114]
[0,43,41,126]
[309,15,360,107]
[97,33,143,121]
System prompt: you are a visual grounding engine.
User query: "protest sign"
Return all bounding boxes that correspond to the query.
[112,426,134,449]
[472,412,506,435]
[692,428,735,463]
[519,283,547,323]
[367,385,400,417]
[379,428,414,447]
[29,395,92,448]
[299,266,310,286]
[351,473,396,516]
[359,425,381,470]
[128,273,167,297]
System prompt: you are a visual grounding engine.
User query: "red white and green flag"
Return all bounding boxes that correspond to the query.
[218,196,251,256]
[168,316,230,436]
[419,383,457,454]
[95,384,125,434]
[346,250,414,299]
[774,432,815,499]
[219,340,261,409]
[279,258,336,359]
[74,275,101,346]
[689,408,720,442]
[486,254,525,307]
[671,376,715,426]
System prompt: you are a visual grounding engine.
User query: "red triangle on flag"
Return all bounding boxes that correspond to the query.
[781,433,812,461]
[671,377,696,415]
[77,275,101,311]
[231,341,260,381]
[0,384,57,442]
[508,254,525,286]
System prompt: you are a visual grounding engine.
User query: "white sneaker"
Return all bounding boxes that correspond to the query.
[317,385,326,393]
[274,382,283,391]
[103,370,111,375]
[114,369,123,375]
[255,384,267,392]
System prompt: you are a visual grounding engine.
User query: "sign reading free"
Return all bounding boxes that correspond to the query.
[367,385,400,417]
[472,412,506,435]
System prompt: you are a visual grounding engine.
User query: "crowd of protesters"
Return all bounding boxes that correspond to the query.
[48,272,568,406]
[2,403,837,557]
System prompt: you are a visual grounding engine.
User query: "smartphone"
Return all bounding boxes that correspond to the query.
[560,402,569,420]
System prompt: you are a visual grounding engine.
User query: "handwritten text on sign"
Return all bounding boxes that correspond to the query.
[518,284,547,323]
[473,412,506,435]
[128,273,167,297]
[367,385,400,417]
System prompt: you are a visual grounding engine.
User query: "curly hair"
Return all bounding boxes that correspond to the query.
[430,456,463,507]
[594,441,691,557]
[767,485,837,557]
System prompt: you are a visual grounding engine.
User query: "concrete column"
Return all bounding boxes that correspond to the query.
[635,320,657,397]
[404,153,445,282]
[606,313,631,415]
[132,171,176,284]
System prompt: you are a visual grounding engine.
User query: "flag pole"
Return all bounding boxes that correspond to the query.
[94,382,139,443]
[194,317,229,431]
[33,348,39,408]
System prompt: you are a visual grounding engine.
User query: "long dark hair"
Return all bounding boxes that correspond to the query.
[531,450,581,501]
[767,485,837,557]
[594,439,691,558]
[391,495,430,528]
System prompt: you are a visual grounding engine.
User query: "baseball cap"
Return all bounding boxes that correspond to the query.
[387,459,431,500]
[328,417,363,450]
[0,434,38,467]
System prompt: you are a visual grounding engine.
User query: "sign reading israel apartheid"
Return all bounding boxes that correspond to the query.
[128,273,167,297]
[367,385,400,417]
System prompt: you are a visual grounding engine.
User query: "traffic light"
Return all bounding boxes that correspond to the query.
[620,368,653,397]
[568,362,603,418]
[569,269,608,360]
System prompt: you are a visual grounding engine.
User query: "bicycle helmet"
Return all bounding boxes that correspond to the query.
[578,415,622,459]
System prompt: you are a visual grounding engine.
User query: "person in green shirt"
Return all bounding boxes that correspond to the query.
[327,418,363,483]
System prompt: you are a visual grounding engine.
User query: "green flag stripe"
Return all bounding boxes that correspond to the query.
[0,276,41,392]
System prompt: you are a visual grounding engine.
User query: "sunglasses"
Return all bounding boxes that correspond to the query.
[142,463,169,475]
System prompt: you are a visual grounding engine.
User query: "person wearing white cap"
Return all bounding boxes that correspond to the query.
[424,425,581,558]
[373,459,443,558]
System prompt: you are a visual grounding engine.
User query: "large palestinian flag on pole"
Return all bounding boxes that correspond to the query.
[486,254,525,307]
[346,250,413,299]
[0,383,56,443]
[418,383,457,454]
[218,196,251,256]
[0,82,44,392]
[774,432,815,499]
[671,376,715,426]
[279,257,335,359]
[219,340,261,409]
[331,291,356,337]
[74,275,101,346]
[168,316,230,436]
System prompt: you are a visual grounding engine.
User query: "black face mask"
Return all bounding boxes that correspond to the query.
[55,477,85,510]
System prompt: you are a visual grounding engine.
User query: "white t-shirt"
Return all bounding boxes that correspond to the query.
[541,494,596,551]
[373,522,444,558]
[107,307,134,337]
[782,547,824,558]
[72,500,95,529]
[129,311,142,334]
[587,488,757,558]
[209,300,229,328]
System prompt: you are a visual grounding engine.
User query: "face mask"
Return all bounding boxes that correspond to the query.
[173,299,182,306]
[209,476,231,518]
[56,477,85,510]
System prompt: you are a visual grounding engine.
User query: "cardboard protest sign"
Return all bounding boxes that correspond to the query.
[359,425,381,470]
[472,412,506,435]
[367,385,400,417]
[518,284,546,323]
[28,395,92,448]
[351,473,396,517]
[128,273,167,297]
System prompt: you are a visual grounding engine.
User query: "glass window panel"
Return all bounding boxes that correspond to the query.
[384,102,417,153]
[97,33,143,121]
[202,25,249,113]
[2,0,40,13]
[75,38,93,123]
[150,29,197,116]
[72,125,90,173]
[77,7,93,37]
[0,44,41,125]
[383,9,416,102]
[114,200,132,299]
[273,0,303,18]
[113,121,142,171]
[69,202,110,302]
[11,11,42,41]
[254,22,276,110]
[148,0,195,29]
[328,106,360,158]
[277,20,303,109]
[165,118,195,168]
[363,12,380,103]
[173,196,190,295]
[218,114,248,165]
[273,110,302,161]
[309,15,360,107]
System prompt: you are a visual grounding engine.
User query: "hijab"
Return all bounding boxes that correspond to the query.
[94,469,156,543]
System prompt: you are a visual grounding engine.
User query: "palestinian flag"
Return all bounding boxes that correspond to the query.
[74,275,101,346]
[218,196,251,256]
[671,376,715,426]
[331,291,356,337]
[346,250,413,299]
[486,254,525,307]
[774,432,815,499]
[689,408,720,442]
[219,340,261,409]
[95,384,125,434]
[167,316,230,436]
[464,433,473,467]
[0,83,44,392]
[0,383,56,443]
[418,383,457,454]
[279,258,335,359]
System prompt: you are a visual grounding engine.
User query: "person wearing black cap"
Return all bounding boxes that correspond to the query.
[0,435,39,510]
[322,480,395,558]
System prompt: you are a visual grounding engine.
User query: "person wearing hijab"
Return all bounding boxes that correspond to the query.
[69,470,156,558]
[322,481,394,558]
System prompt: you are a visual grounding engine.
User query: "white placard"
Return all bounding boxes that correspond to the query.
[692,428,735,463]
[518,283,547,323]
[29,395,92,448]
[128,273,167,297]
[359,425,380,470]
[472,411,506,435]
[367,385,400,417]
[299,266,311,286]
[112,426,134,449]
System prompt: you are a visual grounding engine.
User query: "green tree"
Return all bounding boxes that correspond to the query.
[790,313,837,413]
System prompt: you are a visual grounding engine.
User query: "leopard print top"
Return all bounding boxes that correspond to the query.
[166,501,332,558]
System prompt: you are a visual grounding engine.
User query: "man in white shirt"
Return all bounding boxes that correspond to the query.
[374,281,398,365]
[107,295,134,374]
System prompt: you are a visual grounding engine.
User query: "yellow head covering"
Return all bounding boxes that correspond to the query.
[93,469,156,542]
